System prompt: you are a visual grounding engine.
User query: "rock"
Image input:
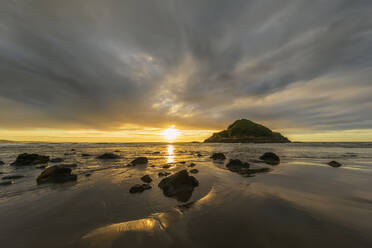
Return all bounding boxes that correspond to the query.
[158,172,171,177]
[0,181,13,186]
[189,169,199,174]
[197,153,202,157]
[328,161,342,167]
[85,173,92,177]
[36,165,77,184]
[158,170,199,202]
[179,161,186,164]
[96,153,120,159]
[129,184,152,193]
[81,153,91,157]
[141,175,152,183]
[188,163,196,168]
[2,175,24,180]
[210,153,226,160]
[11,153,50,166]
[162,165,171,169]
[50,158,63,163]
[238,167,271,176]
[259,152,280,165]
[71,149,76,151]
[153,152,160,154]
[204,119,291,143]
[128,157,148,166]
[226,159,250,172]
[0,160,4,165]
[114,150,121,152]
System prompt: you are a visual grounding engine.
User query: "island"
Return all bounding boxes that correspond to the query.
[204,119,291,143]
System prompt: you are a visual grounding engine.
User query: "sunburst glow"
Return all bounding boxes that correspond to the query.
[162,127,178,141]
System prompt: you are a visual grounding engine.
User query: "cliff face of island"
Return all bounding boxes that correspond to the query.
[204,119,291,143]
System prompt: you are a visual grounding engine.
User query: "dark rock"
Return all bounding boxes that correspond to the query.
[36,165,77,184]
[128,157,148,166]
[2,175,24,180]
[328,161,342,167]
[153,152,160,154]
[162,165,171,169]
[0,160,4,165]
[204,119,291,143]
[197,153,202,157]
[129,184,152,193]
[226,159,250,172]
[237,167,271,175]
[114,150,121,152]
[50,158,63,163]
[11,153,50,166]
[210,153,226,160]
[259,152,280,165]
[158,172,171,177]
[179,161,186,164]
[85,173,92,177]
[81,153,91,157]
[71,149,76,151]
[189,169,199,174]
[96,153,120,159]
[141,175,152,183]
[188,163,196,168]
[158,170,199,202]
[0,181,13,186]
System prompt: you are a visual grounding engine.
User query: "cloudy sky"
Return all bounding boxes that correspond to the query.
[0,0,372,142]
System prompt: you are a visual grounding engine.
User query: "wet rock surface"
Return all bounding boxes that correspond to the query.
[128,157,148,166]
[96,153,120,159]
[11,153,50,166]
[129,184,152,193]
[36,165,77,184]
[158,170,199,202]
[210,153,226,160]
[328,161,342,167]
[141,175,152,183]
[259,152,280,165]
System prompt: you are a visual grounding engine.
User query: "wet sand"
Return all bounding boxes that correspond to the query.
[1,143,372,247]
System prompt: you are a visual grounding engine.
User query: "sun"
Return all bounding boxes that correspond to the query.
[162,127,178,141]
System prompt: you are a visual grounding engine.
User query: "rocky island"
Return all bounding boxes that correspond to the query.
[204,119,291,143]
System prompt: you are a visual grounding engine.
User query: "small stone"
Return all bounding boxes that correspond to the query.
[162,165,171,169]
[36,165,48,169]
[158,172,171,177]
[259,152,280,165]
[50,158,63,163]
[141,175,152,183]
[96,153,120,159]
[189,169,199,174]
[129,184,152,193]
[328,161,342,167]
[2,175,24,180]
[0,181,13,186]
[210,153,226,160]
[85,173,92,177]
[188,163,196,168]
[0,160,4,165]
[81,153,91,157]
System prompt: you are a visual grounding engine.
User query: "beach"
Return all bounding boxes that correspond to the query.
[1,142,372,247]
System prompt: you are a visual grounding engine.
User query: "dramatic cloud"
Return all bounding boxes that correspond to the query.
[0,0,371,137]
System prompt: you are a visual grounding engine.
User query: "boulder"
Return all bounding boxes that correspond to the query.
[158,170,199,202]
[2,175,24,180]
[128,157,148,166]
[328,161,342,167]
[96,153,120,159]
[129,184,152,193]
[141,175,152,183]
[36,165,77,184]
[189,169,199,174]
[158,172,171,177]
[210,153,226,160]
[226,159,250,172]
[50,158,63,163]
[11,153,50,166]
[259,152,280,165]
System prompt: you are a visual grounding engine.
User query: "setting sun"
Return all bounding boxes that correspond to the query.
[162,127,178,141]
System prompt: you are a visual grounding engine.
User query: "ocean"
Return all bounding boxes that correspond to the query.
[1,142,372,247]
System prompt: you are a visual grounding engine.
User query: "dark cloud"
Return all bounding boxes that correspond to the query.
[0,0,371,134]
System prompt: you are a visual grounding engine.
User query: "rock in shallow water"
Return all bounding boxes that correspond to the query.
[226,159,250,172]
[328,161,342,167]
[36,165,77,184]
[128,157,148,166]
[96,153,120,159]
[141,175,152,183]
[259,152,280,165]
[158,172,171,177]
[50,158,63,163]
[0,160,4,165]
[11,153,50,166]
[129,184,152,193]
[158,170,199,202]
[189,169,199,174]
[0,181,13,186]
[210,153,226,160]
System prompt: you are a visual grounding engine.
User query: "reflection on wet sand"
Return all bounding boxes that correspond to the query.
[167,144,174,163]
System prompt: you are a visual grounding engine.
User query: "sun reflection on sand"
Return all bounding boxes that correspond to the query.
[167,144,174,163]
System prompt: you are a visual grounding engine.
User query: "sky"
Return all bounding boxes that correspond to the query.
[0,0,372,142]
